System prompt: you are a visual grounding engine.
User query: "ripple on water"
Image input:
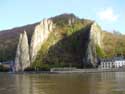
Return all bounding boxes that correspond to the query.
[0,72,125,94]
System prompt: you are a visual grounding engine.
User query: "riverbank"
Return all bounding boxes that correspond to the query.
[50,68,125,73]
[1,68,125,74]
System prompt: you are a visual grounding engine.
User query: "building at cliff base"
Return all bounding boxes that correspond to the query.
[99,56,125,69]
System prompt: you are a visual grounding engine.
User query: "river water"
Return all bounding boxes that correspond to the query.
[0,72,125,94]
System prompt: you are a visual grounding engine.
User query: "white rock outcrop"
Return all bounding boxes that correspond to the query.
[83,22,102,67]
[90,22,102,47]
[15,34,22,72]
[30,19,53,63]
[15,31,30,72]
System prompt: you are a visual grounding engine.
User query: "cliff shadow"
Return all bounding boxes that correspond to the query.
[39,24,92,68]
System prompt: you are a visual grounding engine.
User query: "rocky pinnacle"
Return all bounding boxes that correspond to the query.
[30,19,53,63]
[15,31,30,72]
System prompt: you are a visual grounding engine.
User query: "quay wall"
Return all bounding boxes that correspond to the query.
[50,68,125,73]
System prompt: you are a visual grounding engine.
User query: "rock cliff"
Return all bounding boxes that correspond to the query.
[14,19,53,71]
[15,34,22,71]
[83,22,103,67]
[90,22,102,47]
[30,19,53,63]
[15,31,30,72]
[8,14,124,71]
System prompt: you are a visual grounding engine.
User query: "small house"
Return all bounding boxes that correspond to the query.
[99,56,125,69]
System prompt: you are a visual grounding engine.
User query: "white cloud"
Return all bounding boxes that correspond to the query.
[97,8,118,22]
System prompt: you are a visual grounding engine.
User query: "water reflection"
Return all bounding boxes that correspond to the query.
[15,74,33,94]
[0,72,125,94]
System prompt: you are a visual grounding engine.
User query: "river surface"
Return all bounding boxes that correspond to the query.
[0,72,125,94]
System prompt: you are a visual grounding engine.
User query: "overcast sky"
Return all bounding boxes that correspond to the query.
[0,0,124,34]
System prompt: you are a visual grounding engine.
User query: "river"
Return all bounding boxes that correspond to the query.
[0,72,125,94]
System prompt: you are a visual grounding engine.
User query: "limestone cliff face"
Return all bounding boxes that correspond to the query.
[90,22,102,47]
[14,19,53,71]
[15,31,30,72]
[14,16,103,70]
[15,34,22,72]
[83,22,103,67]
[30,19,53,63]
